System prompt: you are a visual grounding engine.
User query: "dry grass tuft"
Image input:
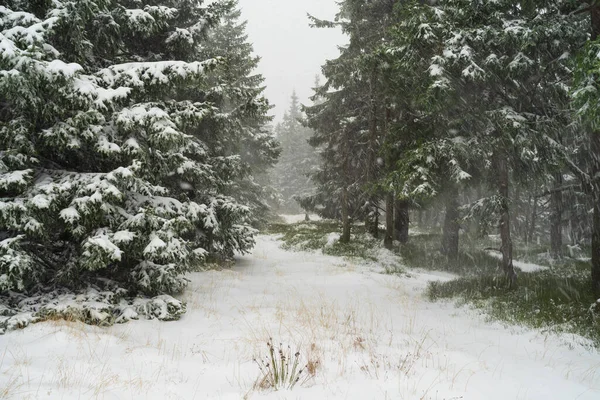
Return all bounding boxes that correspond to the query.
[253,339,316,391]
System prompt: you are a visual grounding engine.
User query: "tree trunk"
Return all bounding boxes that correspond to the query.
[441,186,460,260]
[394,199,409,243]
[528,196,537,245]
[341,186,351,244]
[590,6,600,296]
[365,67,380,240]
[496,153,517,287]
[384,193,394,249]
[365,203,379,238]
[592,192,600,295]
[550,173,563,258]
[524,195,531,243]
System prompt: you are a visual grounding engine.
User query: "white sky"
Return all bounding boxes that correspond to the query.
[237,0,346,121]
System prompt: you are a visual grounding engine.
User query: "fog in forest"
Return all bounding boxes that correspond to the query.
[238,0,345,120]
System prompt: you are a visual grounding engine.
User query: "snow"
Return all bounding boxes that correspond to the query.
[30,194,50,209]
[113,230,136,244]
[280,214,322,224]
[98,60,215,88]
[324,232,340,248]
[428,63,443,77]
[143,235,167,256]
[85,234,123,261]
[59,207,80,223]
[0,235,598,399]
[0,169,31,188]
[45,59,82,78]
[485,250,549,273]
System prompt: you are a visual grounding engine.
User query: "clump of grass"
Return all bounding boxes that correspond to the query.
[266,220,384,262]
[266,221,342,251]
[253,340,313,391]
[403,231,600,346]
[428,269,600,346]
[399,233,500,276]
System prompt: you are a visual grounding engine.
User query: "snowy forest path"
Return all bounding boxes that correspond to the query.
[1,235,599,399]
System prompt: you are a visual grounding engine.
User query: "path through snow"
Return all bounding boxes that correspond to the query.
[0,235,599,399]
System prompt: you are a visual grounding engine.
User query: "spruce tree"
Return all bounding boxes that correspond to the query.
[200,1,280,228]
[0,0,262,296]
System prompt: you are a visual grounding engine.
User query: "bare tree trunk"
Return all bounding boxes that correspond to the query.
[341,186,351,244]
[441,186,460,260]
[384,193,394,249]
[394,199,409,243]
[590,6,600,296]
[524,195,531,244]
[592,191,600,295]
[496,153,517,287]
[365,68,379,239]
[550,173,563,258]
[528,197,538,245]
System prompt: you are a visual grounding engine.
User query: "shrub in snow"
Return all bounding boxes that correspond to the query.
[0,0,276,299]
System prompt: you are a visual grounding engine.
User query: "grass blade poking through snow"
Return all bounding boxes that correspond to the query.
[253,339,309,391]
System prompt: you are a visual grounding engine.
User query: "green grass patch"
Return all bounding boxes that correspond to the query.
[399,233,501,276]
[428,269,600,346]
[404,230,599,346]
[265,220,400,270]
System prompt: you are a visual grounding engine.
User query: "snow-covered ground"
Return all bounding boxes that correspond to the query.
[279,214,322,224]
[485,250,550,273]
[1,235,599,399]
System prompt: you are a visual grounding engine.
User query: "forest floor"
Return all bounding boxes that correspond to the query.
[1,218,599,399]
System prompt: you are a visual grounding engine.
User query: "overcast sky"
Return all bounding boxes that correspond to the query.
[237,0,346,122]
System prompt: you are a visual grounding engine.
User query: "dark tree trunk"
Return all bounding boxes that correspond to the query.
[341,186,351,244]
[592,193,600,295]
[394,199,409,243]
[550,173,563,258]
[366,68,380,240]
[512,185,521,239]
[496,153,517,287]
[528,197,538,245]
[524,195,531,243]
[441,186,460,260]
[384,193,394,249]
[590,6,600,296]
[365,203,379,239]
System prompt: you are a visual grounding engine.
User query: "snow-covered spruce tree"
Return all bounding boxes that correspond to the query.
[303,0,397,241]
[0,0,257,301]
[200,1,280,229]
[270,92,318,214]
[403,0,586,286]
[379,1,492,259]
